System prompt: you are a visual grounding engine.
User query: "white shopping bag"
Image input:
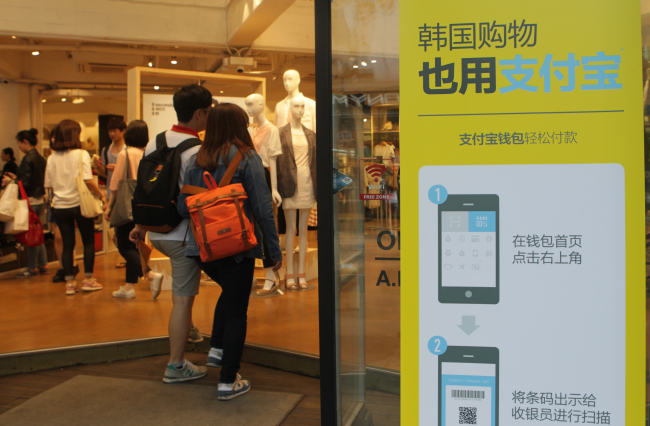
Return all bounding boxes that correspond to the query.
[0,182,18,222]
[5,198,28,234]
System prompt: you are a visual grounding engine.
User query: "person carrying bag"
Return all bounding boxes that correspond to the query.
[46,120,105,295]
[105,120,163,300]
[177,103,282,401]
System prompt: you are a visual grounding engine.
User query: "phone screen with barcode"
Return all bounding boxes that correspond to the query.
[441,362,495,425]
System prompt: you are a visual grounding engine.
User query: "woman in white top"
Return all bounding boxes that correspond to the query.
[105,120,162,300]
[45,120,105,295]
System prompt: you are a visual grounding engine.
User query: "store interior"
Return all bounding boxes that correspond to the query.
[0,0,400,376]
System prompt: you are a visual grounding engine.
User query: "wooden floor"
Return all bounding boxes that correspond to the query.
[0,221,400,372]
[0,353,400,425]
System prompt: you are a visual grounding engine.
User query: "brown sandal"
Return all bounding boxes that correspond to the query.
[285,274,298,290]
[297,273,308,289]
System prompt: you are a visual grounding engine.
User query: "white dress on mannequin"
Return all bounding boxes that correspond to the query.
[282,129,316,210]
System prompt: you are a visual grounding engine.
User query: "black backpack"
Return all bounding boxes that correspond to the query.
[132,131,201,233]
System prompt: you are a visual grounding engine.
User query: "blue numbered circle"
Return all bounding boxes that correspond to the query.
[428,336,448,355]
[428,185,448,204]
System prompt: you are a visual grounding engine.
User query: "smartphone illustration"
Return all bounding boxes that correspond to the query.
[438,194,499,304]
[438,346,499,426]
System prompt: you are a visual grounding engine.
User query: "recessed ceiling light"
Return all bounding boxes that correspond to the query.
[11,36,16,39]
[361,61,367,66]
[148,59,153,67]
[154,86,160,90]
[32,51,40,56]
[171,56,177,65]
[72,98,85,104]
[363,118,367,122]
[220,91,224,94]
[41,99,46,103]
[353,65,359,69]
[61,98,67,102]
[371,60,377,63]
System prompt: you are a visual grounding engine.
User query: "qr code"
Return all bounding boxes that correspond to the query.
[459,407,477,425]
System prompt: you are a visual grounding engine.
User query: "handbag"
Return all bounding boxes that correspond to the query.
[14,181,44,247]
[5,183,29,234]
[0,181,18,222]
[76,149,103,218]
[110,149,138,228]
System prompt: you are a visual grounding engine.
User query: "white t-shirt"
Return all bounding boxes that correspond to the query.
[45,149,93,209]
[143,129,201,242]
[248,123,282,168]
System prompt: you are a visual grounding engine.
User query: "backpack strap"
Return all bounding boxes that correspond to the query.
[102,146,108,168]
[155,132,167,150]
[175,138,202,155]
[218,150,247,187]
[180,184,208,195]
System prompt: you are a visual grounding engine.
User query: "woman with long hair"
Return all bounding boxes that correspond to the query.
[2,129,48,277]
[45,119,105,295]
[105,120,162,299]
[178,103,282,400]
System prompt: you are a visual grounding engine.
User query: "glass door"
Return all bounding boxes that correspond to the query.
[317,0,400,424]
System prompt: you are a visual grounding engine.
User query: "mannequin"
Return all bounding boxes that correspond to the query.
[274,70,317,132]
[245,94,283,295]
[276,97,317,289]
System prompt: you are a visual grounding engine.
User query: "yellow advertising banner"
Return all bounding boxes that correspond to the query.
[400,1,644,425]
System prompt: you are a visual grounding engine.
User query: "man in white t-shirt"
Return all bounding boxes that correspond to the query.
[130,84,213,383]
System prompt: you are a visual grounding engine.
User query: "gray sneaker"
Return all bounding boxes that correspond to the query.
[162,360,207,384]
[206,353,222,368]
[218,377,251,401]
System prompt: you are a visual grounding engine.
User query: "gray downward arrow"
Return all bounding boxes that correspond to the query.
[458,315,480,335]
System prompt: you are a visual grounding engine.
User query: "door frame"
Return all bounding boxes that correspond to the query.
[315,0,338,423]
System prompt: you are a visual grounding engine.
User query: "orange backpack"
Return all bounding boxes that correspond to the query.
[181,151,257,262]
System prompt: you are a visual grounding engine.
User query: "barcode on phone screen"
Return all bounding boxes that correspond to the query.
[452,390,485,399]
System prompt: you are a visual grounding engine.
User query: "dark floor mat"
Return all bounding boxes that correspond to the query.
[0,375,303,426]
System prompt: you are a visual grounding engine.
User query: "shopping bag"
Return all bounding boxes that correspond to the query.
[110,151,137,228]
[14,182,44,247]
[5,198,28,234]
[0,182,18,222]
[76,150,103,218]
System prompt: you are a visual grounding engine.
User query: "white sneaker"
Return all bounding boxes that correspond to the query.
[112,286,135,299]
[149,272,163,301]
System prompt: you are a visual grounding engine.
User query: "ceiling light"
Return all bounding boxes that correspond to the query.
[220,91,224,94]
[171,56,178,65]
[361,61,367,66]
[154,86,160,90]
[72,98,85,104]
[61,98,67,102]
[11,36,16,39]
[148,58,153,67]
[371,60,377,63]
[41,99,46,103]
[32,51,39,56]
[363,118,367,122]
[353,65,359,69]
